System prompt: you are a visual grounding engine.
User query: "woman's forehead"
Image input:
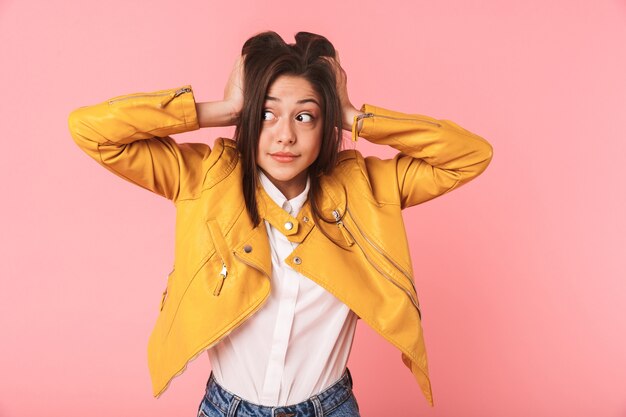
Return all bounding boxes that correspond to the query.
[265,75,321,106]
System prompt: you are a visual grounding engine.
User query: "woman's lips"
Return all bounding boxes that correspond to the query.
[269,152,299,163]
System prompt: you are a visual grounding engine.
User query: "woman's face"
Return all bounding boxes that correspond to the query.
[257,74,324,199]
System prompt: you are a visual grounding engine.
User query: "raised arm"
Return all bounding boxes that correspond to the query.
[327,55,493,208]
[68,58,245,201]
[357,107,493,208]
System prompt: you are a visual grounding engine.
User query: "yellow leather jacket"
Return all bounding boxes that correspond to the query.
[68,86,492,406]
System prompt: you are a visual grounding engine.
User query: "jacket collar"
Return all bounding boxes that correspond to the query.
[256,174,314,244]
[231,170,348,280]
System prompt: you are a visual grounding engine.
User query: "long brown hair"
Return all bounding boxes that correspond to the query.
[235,31,343,226]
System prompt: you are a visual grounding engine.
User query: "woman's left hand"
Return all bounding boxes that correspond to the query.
[330,52,362,132]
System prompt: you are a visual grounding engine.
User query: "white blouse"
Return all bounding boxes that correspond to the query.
[208,172,358,406]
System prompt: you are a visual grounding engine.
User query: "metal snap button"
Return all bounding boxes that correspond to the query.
[284,221,294,231]
[243,245,252,253]
[293,257,302,265]
[302,216,309,223]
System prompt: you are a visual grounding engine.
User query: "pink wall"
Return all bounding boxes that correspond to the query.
[1,0,625,416]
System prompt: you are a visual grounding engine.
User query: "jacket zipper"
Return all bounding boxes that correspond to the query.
[107,87,192,107]
[155,251,271,399]
[353,112,441,141]
[345,207,419,296]
[331,210,354,246]
[332,209,422,318]
[353,113,374,141]
[160,87,192,107]
[359,112,442,127]
[213,263,228,296]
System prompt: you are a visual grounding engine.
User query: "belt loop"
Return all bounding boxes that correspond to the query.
[311,394,323,417]
[227,395,241,417]
[346,367,353,388]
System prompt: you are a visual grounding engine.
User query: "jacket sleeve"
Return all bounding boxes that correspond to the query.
[356,104,493,209]
[68,86,207,201]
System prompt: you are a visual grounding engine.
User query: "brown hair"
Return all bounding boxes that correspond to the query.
[234,31,343,226]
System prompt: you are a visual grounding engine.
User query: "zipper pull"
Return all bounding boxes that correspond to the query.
[160,87,192,108]
[332,210,354,246]
[352,112,374,141]
[213,263,228,296]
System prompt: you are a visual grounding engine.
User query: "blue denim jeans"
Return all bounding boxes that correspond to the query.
[197,369,361,417]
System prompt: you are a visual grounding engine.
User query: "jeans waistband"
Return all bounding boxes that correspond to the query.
[203,369,355,417]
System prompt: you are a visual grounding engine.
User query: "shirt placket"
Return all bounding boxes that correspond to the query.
[260,202,300,405]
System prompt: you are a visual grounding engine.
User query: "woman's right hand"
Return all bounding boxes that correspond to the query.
[196,56,245,128]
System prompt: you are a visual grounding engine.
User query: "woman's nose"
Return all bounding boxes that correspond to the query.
[276,118,295,144]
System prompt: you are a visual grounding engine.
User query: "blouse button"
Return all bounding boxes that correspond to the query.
[293,257,302,265]
[284,221,294,231]
[243,245,252,253]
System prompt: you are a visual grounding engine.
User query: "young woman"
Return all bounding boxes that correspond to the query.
[69,31,492,417]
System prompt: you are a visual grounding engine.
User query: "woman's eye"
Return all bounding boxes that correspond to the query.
[262,111,275,121]
[296,113,314,123]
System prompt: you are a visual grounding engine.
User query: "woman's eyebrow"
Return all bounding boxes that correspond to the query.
[265,95,320,106]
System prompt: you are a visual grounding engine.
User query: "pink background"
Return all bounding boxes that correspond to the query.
[1,0,625,416]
